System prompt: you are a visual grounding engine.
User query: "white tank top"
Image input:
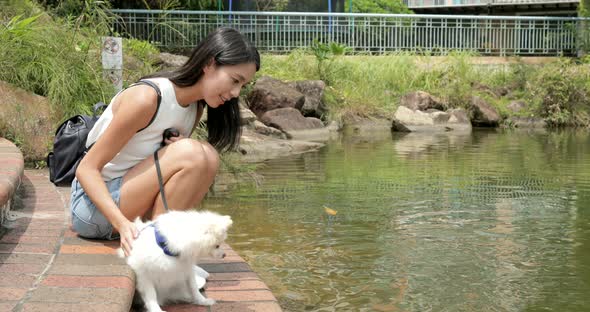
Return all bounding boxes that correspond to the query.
[86,78,198,181]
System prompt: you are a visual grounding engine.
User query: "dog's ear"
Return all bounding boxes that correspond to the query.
[210,215,232,239]
[221,215,233,229]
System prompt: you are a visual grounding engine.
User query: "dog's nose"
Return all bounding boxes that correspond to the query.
[222,253,226,258]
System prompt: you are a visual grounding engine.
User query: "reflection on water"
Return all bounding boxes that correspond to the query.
[202,129,590,311]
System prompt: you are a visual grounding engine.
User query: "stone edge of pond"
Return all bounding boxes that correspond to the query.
[0,138,282,312]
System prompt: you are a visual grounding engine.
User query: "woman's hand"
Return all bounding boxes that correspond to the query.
[163,134,185,146]
[115,218,138,257]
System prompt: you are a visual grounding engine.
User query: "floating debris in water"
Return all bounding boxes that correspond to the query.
[324,206,338,216]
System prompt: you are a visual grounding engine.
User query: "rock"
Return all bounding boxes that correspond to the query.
[391,106,471,132]
[287,80,327,118]
[260,108,324,132]
[400,91,446,111]
[156,52,189,70]
[391,118,411,132]
[447,109,470,124]
[325,120,341,132]
[0,80,56,161]
[506,117,547,128]
[470,96,501,127]
[240,107,257,126]
[494,86,510,97]
[284,127,339,142]
[394,106,434,125]
[239,99,257,126]
[430,111,451,124]
[507,100,527,113]
[249,120,286,139]
[345,118,395,141]
[472,82,504,99]
[247,76,305,118]
[238,128,324,163]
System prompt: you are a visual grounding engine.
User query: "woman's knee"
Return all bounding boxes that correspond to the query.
[202,142,220,176]
[168,139,218,174]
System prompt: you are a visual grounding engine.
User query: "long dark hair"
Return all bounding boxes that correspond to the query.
[143,27,260,152]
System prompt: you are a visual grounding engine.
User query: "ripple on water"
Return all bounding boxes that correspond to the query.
[204,130,590,312]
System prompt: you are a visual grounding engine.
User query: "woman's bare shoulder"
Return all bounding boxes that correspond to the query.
[113,85,158,113]
[110,85,159,131]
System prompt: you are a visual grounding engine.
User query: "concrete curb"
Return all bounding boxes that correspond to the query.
[0,138,25,226]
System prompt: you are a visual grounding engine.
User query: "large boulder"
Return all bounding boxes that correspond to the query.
[0,80,55,161]
[400,91,446,111]
[247,76,305,118]
[470,96,501,127]
[391,106,471,132]
[288,80,327,118]
[260,107,324,132]
[238,128,324,163]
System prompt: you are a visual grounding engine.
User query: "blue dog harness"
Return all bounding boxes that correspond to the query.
[149,223,179,257]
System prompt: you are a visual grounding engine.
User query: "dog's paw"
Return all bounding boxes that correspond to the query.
[193,265,210,279]
[195,298,215,306]
[195,275,206,289]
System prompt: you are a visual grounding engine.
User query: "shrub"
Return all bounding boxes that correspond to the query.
[0,1,114,120]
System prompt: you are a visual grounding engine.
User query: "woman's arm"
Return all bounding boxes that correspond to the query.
[76,85,158,255]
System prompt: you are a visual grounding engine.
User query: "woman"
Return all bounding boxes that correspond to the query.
[71,27,260,256]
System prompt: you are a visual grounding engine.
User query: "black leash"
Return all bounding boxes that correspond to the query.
[154,149,170,211]
[153,128,179,212]
[148,150,179,257]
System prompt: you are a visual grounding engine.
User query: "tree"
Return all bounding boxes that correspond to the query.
[252,0,288,11]
[287,0,346,12]
[110,0,219,10]
[346,0,412,14]
[580,0,590,17]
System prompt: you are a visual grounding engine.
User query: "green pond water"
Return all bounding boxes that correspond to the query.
[202,129,590,312]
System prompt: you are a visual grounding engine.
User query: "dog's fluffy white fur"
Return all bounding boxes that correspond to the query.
[118,210,233,312]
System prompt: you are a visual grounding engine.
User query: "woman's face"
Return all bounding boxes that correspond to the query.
[201,61,257,108]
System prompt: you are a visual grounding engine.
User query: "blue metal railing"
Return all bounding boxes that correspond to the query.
[111,10,589,56]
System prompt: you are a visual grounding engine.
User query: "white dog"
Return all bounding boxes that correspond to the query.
[118,210,233,312]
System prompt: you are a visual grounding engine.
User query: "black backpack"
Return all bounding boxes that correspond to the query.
[47,80,162,186]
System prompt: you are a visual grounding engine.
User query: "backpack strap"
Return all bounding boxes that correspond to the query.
[131,79,162,132]
[92,102,107,118]
[86,80,162,151]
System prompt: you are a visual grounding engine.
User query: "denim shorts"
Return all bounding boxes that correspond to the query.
[70,177,123,240]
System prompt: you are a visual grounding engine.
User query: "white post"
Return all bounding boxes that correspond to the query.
[101,37,123,92]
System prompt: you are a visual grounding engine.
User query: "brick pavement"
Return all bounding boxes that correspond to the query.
[0,139,282,312]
